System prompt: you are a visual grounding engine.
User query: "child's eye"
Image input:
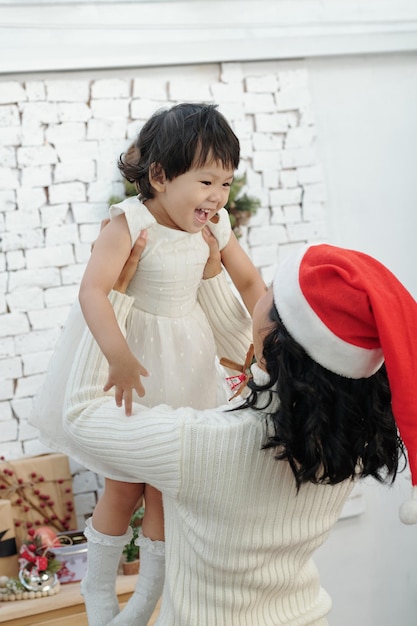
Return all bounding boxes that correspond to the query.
[223,182,232,188]
[201,181,211,186]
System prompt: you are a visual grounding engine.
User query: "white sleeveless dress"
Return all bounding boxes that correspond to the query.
[31,196,232,455]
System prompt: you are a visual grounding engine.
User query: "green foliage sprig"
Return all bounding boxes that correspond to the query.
[225,174,260,214]
[123,506,145,562]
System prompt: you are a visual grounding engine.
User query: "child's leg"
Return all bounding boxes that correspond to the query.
[81,479,144,626]
[109,485,165,626]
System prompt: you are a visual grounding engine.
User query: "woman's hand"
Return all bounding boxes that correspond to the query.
[92,219,148,294]
[113,229,148,293]
[202,226,222,279]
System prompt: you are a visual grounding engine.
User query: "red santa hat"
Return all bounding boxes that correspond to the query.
[273,243,417,524]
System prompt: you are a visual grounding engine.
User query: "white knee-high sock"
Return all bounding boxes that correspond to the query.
[108,532,165,626]
[81,518,133,626]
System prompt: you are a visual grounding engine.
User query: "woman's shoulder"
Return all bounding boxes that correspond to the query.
[109,196,157,246]
[179,404,259,430]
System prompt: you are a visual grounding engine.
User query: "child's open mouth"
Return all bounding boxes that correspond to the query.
[195,208,210,224]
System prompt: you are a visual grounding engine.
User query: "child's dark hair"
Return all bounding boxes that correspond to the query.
[244,304,406,489]
[119,102,240,201]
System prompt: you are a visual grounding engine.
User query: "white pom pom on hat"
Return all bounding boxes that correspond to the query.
[273,243,417,525]
[399,486,417,525]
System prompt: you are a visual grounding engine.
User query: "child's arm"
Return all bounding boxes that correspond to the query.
[79,214,148,416]
[220,232,267,315]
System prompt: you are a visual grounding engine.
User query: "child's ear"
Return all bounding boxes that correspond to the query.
[149,162,166,191]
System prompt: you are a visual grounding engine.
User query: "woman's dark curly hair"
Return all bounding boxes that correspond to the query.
[119,103,240,201]
[243,303,406,489]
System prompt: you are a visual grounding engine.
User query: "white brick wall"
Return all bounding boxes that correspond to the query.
[0,60,326,523]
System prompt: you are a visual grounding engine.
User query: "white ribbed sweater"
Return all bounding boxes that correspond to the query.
[64,274,354,626]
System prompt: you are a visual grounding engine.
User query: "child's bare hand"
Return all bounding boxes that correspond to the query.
[103,352,149,416]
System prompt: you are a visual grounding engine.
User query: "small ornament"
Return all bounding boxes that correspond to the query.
[17,533,62,592]
[19,567,58,592]
[220,344,255,400]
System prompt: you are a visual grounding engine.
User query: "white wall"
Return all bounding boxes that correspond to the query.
[315,479,417,626]
[307,52,417,296]
[2,1,417,73]
[306,51,417,626]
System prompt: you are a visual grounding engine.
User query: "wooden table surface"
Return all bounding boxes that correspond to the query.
[0,575,160,625]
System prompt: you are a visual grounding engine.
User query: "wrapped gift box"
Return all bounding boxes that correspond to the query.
[54,530,88,583]
[0,454,77,548]
[0,499,19,577]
